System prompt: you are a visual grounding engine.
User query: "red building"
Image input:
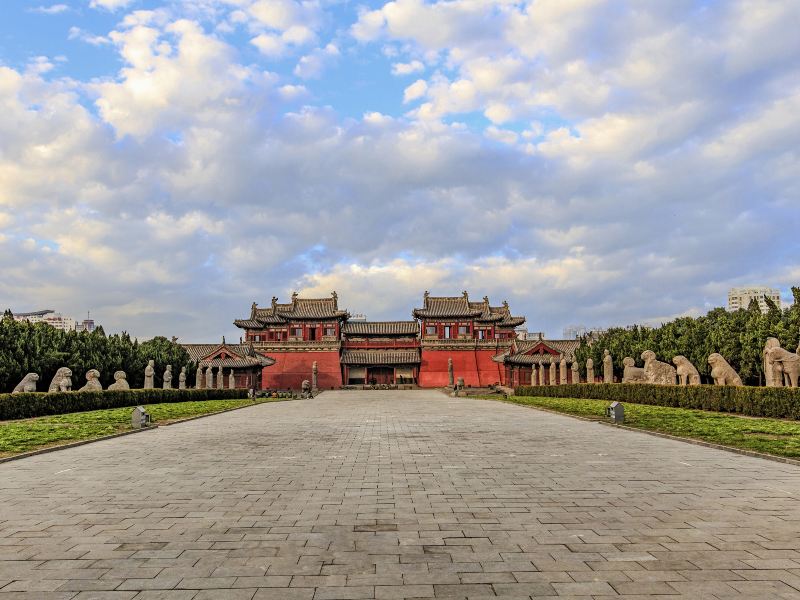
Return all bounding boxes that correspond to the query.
[233,291,528,390]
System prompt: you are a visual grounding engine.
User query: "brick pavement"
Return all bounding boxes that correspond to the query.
[1,389,800,599]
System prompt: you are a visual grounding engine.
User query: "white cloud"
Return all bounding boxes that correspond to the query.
[90,0,135,10]
[31,4,69,14]
[403,78,427,103]
[294,43,339,79]
[391,60,424,76]
[68,26,111,46]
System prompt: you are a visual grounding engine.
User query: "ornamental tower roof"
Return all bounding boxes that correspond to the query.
[234,292,349,329]
[412,291,525,327]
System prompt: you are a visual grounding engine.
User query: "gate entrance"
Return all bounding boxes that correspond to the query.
[367,367,394,385]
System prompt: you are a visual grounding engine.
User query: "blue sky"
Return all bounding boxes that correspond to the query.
[1,0,799,342]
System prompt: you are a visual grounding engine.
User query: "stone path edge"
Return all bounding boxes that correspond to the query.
[0,397,298,465]
[481,396,800,469]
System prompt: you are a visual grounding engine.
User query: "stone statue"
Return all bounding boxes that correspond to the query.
[195,365,204,389]
[48,367,72,393]
[447,357,454,387]
[312,361,318,390]
[764,338,784,387]
[79,369,102,392]
[766,347,800,387]
[559,356,567,384]
[708,353,743,386]
[571,361,580,384]
[642,350,677,385]
[163,365,172,389]
[538,364,544,385]
[672,356,700,385]
[205,366,213,389]
[603,350,613,383]
[622,357,646,383]
[302,379,311,395]
[144,360,155,389]
[548,361,556,385]
[108,371,130,391]
[12,373,39,394]
[217,368,224,389]
[228,369,235,389]
[586,358,594,383]
[530,365,537,386]
[179,367,186,390]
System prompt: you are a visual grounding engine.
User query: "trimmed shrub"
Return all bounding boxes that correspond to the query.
[0,388,249,421]
[513,384,800,420]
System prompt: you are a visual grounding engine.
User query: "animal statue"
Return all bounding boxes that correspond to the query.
[622,357,646,383]
[12,373,39,394]
[48,367,73,393]
[672,356,701,385]
[179,367,187,390]
[108,371,130,391]
[642,350,677,385]
[79,369,102,392]
[708,353,743,386]
[766,347,800,388]
[764,337,783,387]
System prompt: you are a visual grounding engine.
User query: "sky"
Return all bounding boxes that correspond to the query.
[1,0,799,343]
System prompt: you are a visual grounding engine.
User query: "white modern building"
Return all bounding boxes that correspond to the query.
[727,287,782,313]
[12,310,98,332]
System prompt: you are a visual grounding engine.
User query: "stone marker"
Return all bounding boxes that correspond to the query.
[622,357,646,383]
[642,350,677,385]
[144,360,155,389]
[673,356,700,385]
[48,367,72,393]
[12,373,39,394]
[228,369,235,389]
[571,360,580,384]
[79,369,102,392]
[108,371,130,391]
[766,347,800,387]
[708,353,743,386]
[548,361,556,386]
[163,365,172,389]
[603,349,613,383]
[131,406,150,429]
[312,361,318,391]
[195,365,203,389]
[586,358,594,383]
[179,367,186,390]
[448,357,454,387]
[559,356,567,385]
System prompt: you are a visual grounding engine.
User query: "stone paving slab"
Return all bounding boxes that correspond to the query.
[1,389,800,599]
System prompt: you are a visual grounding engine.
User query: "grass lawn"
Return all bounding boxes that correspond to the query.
[483,394,800,459]
[0,398,289,457]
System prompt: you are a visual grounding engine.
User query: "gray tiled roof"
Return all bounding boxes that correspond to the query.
[342,321,419,336]
[493,338,581,364]
[235,293,349,328]
[341,349,421,365]
[413,291,525,326]
[182,343,275,368]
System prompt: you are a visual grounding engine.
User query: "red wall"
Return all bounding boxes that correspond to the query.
[261,351,342,390]
[418,349,504,387]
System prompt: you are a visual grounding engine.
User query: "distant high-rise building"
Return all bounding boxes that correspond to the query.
[562,325,608,339]
[727,287,781,313]
[12,309,99,332]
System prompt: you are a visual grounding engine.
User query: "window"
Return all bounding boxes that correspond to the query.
[325,327,336,337]
[477,330,485,340]
[291,328,302,338]
[443,326,451,338]
[254,334,261,342]
[426,325,437,336]
[458,325,468,335]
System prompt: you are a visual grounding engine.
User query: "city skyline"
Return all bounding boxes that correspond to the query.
[1,1,799,343]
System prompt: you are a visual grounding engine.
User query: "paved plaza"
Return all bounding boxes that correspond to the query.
[1,390,800,599]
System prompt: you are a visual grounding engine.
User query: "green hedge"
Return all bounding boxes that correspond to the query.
[0,388,249,421]
[513,384,800,420]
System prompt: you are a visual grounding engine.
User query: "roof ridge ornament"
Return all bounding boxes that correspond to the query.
[251,302,257,319]
[332,291,338,308]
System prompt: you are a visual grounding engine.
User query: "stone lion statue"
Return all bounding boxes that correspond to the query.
[622,357,646,383]
[48,367,73,393]
[641,350,677,385]
[708,353,743,386]
[672,356,701,385]
[766,347,800,388]
[12,373,39,394]
[78,369,103,392]
[108,371,130,391]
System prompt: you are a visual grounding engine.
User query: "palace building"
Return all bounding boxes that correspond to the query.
[231,290,575,390]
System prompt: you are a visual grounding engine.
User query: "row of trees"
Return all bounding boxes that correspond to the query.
[574,288,800,386]
[0,311,194,393]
